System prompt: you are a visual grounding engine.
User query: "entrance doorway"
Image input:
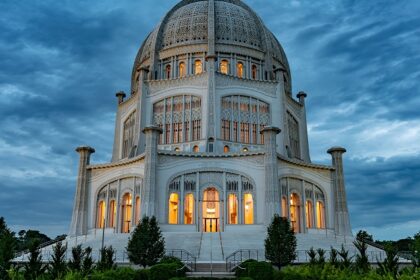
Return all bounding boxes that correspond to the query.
[202,187,220,232]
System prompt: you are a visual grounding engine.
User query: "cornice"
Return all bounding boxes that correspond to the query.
[87,154,146,170]
[278,154,334,171]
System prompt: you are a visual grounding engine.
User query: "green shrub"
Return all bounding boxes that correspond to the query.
[90,267,136,280]
[135,269,150,280]
[159,256,182,265]
[247,261,273,280]
[150,263,184,280]
[64,271,85,280]
[234,259,258,277]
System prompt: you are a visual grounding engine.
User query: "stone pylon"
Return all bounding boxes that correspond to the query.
[328,147,352,236]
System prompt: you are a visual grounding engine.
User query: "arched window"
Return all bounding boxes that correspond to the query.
[194,60,203,74]
[97,201,106,229]
[290,193,300,233]
[168,193,179,224]
[224,146,230,153]
[287,111,301,159]
[252,65,257,79]
[165,64,171,79]
[244,193,254,224]
[193,145,199,153]
[121,193,132,233]
[316,201,326,229]
[184,194,194,224]
[281,196,288,218]
[179,62,186,77]
[135,196,141,225]
[220,60,229,74]
[108,200,116,228]
[122,111,136,159]
[228,194,238,224]
[237,62,244,78]
[306,200,313,228]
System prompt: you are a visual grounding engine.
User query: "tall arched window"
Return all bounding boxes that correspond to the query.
[122,111,136,159]
[135,196,141,225]
[220,60,229,74]
[97,201,106,229]
[165,64,171,79]
[287,111,301,159]
[184,194,194,225]
[193,145,199,153]
[251,65,258,79]
[228,194,238,224]
[306,200,313,228]
[290,193,300,233]
[179,62,186,77]
[168,193,179,224]
[316,201,326,229]
[121,193,132,233]
[281,196,288,218]
[108,200,116,228]
[244,193,254,224]
[237,62,244,78]
[194,60,203,74]
[224,145,230,153]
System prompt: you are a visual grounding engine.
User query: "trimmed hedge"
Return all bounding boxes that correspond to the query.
[235,260,273,280]
[150,263,185,280]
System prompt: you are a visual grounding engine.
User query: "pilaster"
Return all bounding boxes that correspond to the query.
[297,91,311,162]
[327,147,352,236]
[136,67,149,155]
[111,92,126,162]
[69,146,95,236]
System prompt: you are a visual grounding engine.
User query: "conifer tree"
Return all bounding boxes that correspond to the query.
[0,217,17,279]
[68,245,84,271]
[127,216,165,267]
[354,239,370,273]
[81,247,94,276]
[49,241,67,279]
[24,240,47,280]
[264,214,297,269]
[97,246,116,271]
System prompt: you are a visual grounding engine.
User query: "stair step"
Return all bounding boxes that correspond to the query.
[195,262,227,272]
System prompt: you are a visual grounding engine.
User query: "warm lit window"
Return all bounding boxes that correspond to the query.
[281,196,288,218]
[166,65,171,79]
[244,193,254,224]
[169,193,179,224]
[179,62,186,77]
[122,193,132,233]
[220,60,229,74]
[184,194,194,224]
[252,65,257,79]
[306,200,313,228]
[228,194,238,224]
[193,145,199,152]
[237,62,244,78]
[316,201,326,229]
[224,146,230,153]
[135,196,141,226]
[108,200,116,228]
[194,60,203,74]
[97,201,106,229]
[290,193,300,233]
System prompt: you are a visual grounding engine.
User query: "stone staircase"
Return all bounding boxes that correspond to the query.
[187,263,235,278]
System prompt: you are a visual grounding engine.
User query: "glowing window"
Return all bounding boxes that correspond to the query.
[194,60,203,74]
[316,201,326,229]
[237,62,244,78]
[184,194,194,224]
[220,60,229,74]
[228,194,238,224]
[290,193,300,233]
[135,196,141,226]
[244,193,254,224]
[169,193,179,224]
[193,145,199,153]
[252,65,257,79]
[108,200,116,228]
[165,65,171,79]
[281,196,288,218]
[179,62,186,77]
[306,200,313,228]
[224,146,230,153]
[97,201,106,229]
[122,193,132,233]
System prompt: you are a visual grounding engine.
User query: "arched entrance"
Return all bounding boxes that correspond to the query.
[202,187,220,232]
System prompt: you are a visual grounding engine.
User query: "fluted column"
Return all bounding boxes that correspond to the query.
[141,126,162,218]
[262,126,281,224]
[328,147,352,236]
[69,146,95,236]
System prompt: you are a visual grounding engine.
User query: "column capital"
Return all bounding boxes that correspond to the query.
[260,126,281,135]
[115,91,126,104]
[327,146,347,155]
[142,125,163,134]
[75,146,95,154]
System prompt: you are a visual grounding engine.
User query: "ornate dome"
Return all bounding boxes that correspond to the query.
[132,0,290,87]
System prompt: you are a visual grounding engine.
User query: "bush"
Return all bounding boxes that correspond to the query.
[90,267,136,280]
[64,271,85,280]
[150,263,184,280]
[235,259,258,277]
[247,261,273,280]
[159,256,183,266]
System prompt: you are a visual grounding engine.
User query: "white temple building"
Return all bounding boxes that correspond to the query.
[61,0,376,265]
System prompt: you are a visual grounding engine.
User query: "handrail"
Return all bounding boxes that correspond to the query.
[218,231,224,259]
[166,249,197,271]
[15,235,67,257]
[197,231,204,258]
[358,238,415,261]
[225,249,259,272]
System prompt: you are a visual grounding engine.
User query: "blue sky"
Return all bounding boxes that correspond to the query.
[0,0,419,241]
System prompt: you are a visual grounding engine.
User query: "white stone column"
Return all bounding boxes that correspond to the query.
[69,146,95,236]
[328,147,352,236]
[261,127,281,224]
[111,92,126,162]
[297,92,311,162]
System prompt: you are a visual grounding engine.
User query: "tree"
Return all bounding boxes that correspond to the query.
[24,240,47,280]
[338,245,352,269]
[353,239,370,273]
[127,216,165,268]
[264,215,297,269]
[49,241,67,279]
[0,217,17,279]
[356,230,373,242]
[68,245,84,271]
[81,247,94,276]
[97,246,116,271]
[412,231,420,268]
[377,243,399,278]
[329,247,339,267]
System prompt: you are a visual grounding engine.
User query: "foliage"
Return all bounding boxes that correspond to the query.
[330,247,339,267]
[377,243,399,278]
[159,256,183,266]
[264,214,297,269]
[307,247,317,265]
[354,239,370,273]
[247,261,273,280]
[235,259,258,277]
[64,271,85,280]
[0,217,17,279]
[338,245,352,269]
[135,268,151,280]
[317,248,326,266]
[81,247,94,276]
[149,263,184,280]
[412,231,420,268]
[91,267,137,280]
[49,241,68,279]
[357,230,374,242]
[16,229,51,252]
[96,246,116,272]
[127,216,165,268]
[24,240,47,280]
[68,245,84,271]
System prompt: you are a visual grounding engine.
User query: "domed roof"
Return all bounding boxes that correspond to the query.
[132,0,290,86]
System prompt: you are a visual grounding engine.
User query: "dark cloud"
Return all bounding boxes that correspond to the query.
[0,0,419,240]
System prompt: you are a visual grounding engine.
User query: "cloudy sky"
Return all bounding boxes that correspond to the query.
[0,0,419,241]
